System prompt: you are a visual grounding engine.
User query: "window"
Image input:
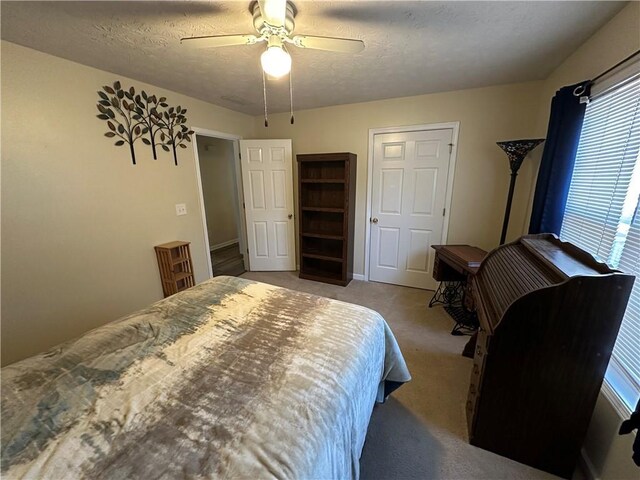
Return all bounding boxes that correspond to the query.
[560,71,640,412]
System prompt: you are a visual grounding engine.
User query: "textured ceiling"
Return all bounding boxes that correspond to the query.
[1,1,627,115]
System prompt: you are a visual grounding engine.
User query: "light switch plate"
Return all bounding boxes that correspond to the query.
[175,203,187,216]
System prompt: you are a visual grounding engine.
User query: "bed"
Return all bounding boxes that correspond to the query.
[1,276,410,479]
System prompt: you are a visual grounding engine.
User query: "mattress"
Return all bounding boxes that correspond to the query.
[1,276,411,479]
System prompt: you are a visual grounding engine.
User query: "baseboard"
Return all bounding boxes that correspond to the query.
[210,238,239,252]
[579,448,599,480]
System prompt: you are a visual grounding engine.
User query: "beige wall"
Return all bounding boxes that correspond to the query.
[534,2,640,136]
[253,81,544,275]
[0,41,255,365]
[583,391,638,480]
[2,6,638,473]
[529,4,639,479]
[523,2,640,232]
[196,136,239,248]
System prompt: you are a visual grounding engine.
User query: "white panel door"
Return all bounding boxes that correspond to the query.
[369,129,452,289]
[239,139,296,271]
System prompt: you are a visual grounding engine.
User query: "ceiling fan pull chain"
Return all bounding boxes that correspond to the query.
[289,62,295,125]
[262,69,269,127]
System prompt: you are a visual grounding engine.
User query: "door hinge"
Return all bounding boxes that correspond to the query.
[239,152,242,160]
[448,143,453,154]
[247,248,249,254]
[443,208,446,216]
[243,202,245,209]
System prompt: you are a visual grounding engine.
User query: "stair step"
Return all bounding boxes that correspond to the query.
[213,258,245,277]
[210,242,245,277]
[213,255,243,268]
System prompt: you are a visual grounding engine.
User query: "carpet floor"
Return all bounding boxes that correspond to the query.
[240,271,582,480]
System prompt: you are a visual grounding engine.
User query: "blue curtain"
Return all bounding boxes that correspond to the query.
[529,81,591,234]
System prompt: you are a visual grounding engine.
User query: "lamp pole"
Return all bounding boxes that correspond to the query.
[496,139,545,245]
[500,170,519,245]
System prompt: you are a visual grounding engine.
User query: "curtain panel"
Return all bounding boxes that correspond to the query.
[529,81,591,234]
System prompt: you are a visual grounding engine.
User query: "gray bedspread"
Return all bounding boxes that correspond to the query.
[1,276,410,479]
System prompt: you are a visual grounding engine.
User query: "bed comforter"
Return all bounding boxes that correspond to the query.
[1,276,410,479]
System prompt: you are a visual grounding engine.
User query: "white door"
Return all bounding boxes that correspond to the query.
[239,139,296,271]
[369,129,452,289]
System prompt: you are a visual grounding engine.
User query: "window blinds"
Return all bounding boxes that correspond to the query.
[612,200,640,402]
[560,74,640,262]
[560,73,640,410]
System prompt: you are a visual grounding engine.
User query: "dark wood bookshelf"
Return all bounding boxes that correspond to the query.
[300,179,346,184]
[302,253,344,263]
[297,152,356,286]
[301,207,345,213]
[301,233,345,240]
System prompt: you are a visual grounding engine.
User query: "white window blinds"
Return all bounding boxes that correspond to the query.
[560,72,640,411]
[612,199,640,407]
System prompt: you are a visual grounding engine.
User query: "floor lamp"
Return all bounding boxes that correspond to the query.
[496,139,545,245]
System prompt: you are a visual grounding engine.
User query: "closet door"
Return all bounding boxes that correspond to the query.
[369,129,452,289]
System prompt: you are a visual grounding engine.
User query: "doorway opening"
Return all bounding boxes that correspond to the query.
[194,132,247,278]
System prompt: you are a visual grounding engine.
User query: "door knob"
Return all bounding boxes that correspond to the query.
[371,217,379,224]
[288,214,293,219]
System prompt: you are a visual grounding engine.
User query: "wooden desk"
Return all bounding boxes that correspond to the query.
[430,244,487,310]
[431,245,487,282]
[429,245,487,341]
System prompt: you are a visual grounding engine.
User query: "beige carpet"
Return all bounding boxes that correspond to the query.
[241,271,581,480]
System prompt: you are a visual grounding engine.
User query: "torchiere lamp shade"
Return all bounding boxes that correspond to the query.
[496,139,545,244]
[497,139,545,173]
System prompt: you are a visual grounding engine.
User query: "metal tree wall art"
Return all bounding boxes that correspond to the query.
[96,81,193,166]
[158,106,194,166]
[133,91,168,160]
[96,81,145,165]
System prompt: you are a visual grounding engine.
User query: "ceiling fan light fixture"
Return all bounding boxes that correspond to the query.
[261,45,291,78]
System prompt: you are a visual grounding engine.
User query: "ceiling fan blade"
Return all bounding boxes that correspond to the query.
[291,35,365,54]
[180,34,259,48]
[258,0,287,28]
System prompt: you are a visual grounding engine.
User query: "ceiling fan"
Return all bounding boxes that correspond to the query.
[181,0,365,125]
[181,0,365,78]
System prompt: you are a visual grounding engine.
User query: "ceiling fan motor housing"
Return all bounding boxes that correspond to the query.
[251,1,296,37]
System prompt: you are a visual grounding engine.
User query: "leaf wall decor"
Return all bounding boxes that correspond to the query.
[157,106,195,166]
[96,81,193,166]
[132,91,168,160]
[96,81,147,165]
